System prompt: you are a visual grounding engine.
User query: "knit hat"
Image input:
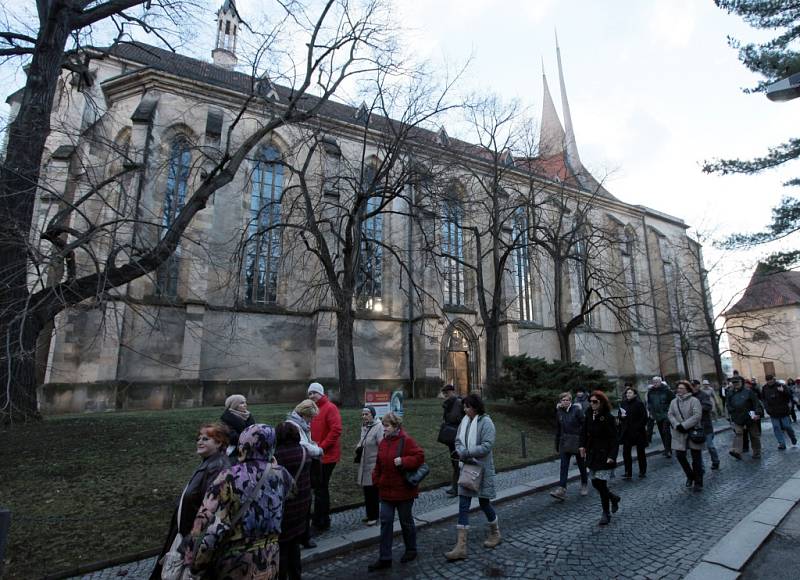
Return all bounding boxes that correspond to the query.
[307,382,325,396]
[362,405,377,418]
[224,394,247,411]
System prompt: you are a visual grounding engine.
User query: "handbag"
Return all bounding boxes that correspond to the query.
[161,486,193,580]
[437,422,457,446]
[677,401,706,444]
[354,423,377,463]
[457,462,484,493]
[395,436,430,487]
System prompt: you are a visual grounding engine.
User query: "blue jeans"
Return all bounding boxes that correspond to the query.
[771,416,797,446]
[379,499,416,560]
[559,451,588,487]
[706,431,720,466]
[458,495,496,526]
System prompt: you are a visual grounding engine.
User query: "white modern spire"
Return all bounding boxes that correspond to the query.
[539,69,566,157]
[555,30,582,171]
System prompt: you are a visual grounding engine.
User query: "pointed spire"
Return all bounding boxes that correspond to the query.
[539,70,566,157]
[556,32,582,173]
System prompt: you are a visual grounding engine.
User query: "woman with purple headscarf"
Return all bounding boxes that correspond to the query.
[187,424,295,579]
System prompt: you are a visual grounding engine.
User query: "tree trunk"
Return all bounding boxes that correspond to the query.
[553,259,571,362]
[484,319,501,391]
[336,307,359,407]
[0,9,73,424]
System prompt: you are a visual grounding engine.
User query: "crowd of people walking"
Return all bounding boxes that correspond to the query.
[151,371,800,579]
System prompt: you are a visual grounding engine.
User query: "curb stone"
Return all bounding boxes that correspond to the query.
[684,466,800,580]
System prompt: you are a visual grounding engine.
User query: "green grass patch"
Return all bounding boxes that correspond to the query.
[0,399,553,579]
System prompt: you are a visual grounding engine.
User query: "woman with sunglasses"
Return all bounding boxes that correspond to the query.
[579,391,620,526]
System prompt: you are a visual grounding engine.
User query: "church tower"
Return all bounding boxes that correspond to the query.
[212,0,241,69]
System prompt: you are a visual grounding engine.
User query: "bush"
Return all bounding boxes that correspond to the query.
[490,355,614,420]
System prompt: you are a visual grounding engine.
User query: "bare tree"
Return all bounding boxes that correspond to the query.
[0,0,397,423]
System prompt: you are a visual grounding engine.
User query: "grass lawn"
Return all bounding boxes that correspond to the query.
[0,399,554,579]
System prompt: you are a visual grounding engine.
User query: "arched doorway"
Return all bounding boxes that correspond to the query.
[441,320,479,396]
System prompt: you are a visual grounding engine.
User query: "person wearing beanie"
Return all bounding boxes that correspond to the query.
[356,405,384,525]
[307,382,342,531]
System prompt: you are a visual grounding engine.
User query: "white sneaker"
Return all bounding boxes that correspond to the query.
[366,519,378,526]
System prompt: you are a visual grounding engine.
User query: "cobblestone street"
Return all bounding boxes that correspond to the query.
[305,428,800,579]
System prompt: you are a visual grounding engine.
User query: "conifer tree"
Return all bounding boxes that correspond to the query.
[703,1,800,268]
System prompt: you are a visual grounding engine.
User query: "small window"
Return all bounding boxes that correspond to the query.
[752,330,769,342]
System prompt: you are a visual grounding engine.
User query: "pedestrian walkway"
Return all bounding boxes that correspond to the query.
[305,426,800,579]
[65,419,718,579]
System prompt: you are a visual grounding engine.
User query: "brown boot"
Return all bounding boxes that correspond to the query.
[483,518,501,548]
[445,525,468,561]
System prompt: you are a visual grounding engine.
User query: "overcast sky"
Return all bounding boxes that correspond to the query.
[2,0,796,314]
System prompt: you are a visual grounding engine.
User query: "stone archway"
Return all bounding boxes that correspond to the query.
[441,320,479,396]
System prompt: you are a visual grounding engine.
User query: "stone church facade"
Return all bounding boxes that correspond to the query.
[10,2,716,413]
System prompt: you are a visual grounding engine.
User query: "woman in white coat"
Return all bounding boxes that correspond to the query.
[356,405,384,525]
[668,380,704,491]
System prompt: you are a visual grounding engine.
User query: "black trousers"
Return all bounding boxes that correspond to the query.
[676,449,703,483]
[655,418,672,452]
[622,442,647,476]
[279,539,302,580]
[312,461,336,529]
[363,484,380,521]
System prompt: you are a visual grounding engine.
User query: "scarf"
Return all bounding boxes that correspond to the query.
[456,414,479,466]
[225,394,251,421]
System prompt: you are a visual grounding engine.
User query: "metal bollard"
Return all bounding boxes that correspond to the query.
[520,431,527,458]
[0,508,10,578]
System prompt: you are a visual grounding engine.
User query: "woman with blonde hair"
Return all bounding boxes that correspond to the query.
[286,399,323,549]
[220,394,255,457]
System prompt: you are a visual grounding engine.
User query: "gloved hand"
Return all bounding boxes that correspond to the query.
[676,424,687,433]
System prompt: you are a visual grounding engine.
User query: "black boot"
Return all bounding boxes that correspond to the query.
[610,493,620,513]
[368,560,392,572]
[599,512,611,526]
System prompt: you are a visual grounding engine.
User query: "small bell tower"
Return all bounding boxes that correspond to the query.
[212,0,240,69]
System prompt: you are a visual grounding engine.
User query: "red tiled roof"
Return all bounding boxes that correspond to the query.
[724,263,800,316]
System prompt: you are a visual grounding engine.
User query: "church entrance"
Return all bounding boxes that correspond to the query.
[442,321,479,396]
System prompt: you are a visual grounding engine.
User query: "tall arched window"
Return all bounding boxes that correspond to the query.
[442,199,465,306]
[245,145,283,304]
[356,166,384,310]
[156,137,191,297]
[512,208,534,321]
[621,227,640,326]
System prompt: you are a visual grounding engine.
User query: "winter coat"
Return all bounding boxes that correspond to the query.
[692,389,714,435]
[763,381,792,418]
[455,414,497,499]
[310,396,342,464]
[727,386,764,426]
[574,393,590,414]
[150,452,230,580]
[555,403,585,452]
[442,395,464,426]
[668,394,703,452]
[647,384,675,421]
[618,396,648,446]
[372,429,425,502]
[188,425,294,579]
[286,411,323,459]
[582,409,619,471]
[356,420,384,487]
[274,440,312,542]
[220,409,256,450]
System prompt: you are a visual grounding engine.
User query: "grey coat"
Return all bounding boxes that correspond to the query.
[455,414,497,499]
[356,420,384,487]
[668,395,704,451]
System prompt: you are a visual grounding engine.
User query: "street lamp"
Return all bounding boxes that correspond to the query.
[766,72,800,102]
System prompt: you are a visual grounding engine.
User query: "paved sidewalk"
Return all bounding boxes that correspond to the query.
[64,421,720,579]
[305,425,800,579]
[739,495,800,579]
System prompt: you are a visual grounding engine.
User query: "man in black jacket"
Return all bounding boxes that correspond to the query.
[440,384,464,496]
[763,374,798,450]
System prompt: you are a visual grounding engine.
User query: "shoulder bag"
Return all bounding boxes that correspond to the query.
[457,462,484,493]
[161,485,195,580]
[395,436,430,487]
[677,401,706,445]
[354,423,376,463]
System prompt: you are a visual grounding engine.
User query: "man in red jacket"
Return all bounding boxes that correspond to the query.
[308,382,342,531]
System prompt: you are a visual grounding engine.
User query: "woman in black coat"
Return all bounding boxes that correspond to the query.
[150,423,231,579]
[220,394,255,458]
[580,391,620,526]
[618,385,648,480]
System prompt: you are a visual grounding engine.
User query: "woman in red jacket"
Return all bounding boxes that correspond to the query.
[368,412,425,572]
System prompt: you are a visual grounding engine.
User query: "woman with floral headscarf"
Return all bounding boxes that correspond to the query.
[187,424,295,579]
